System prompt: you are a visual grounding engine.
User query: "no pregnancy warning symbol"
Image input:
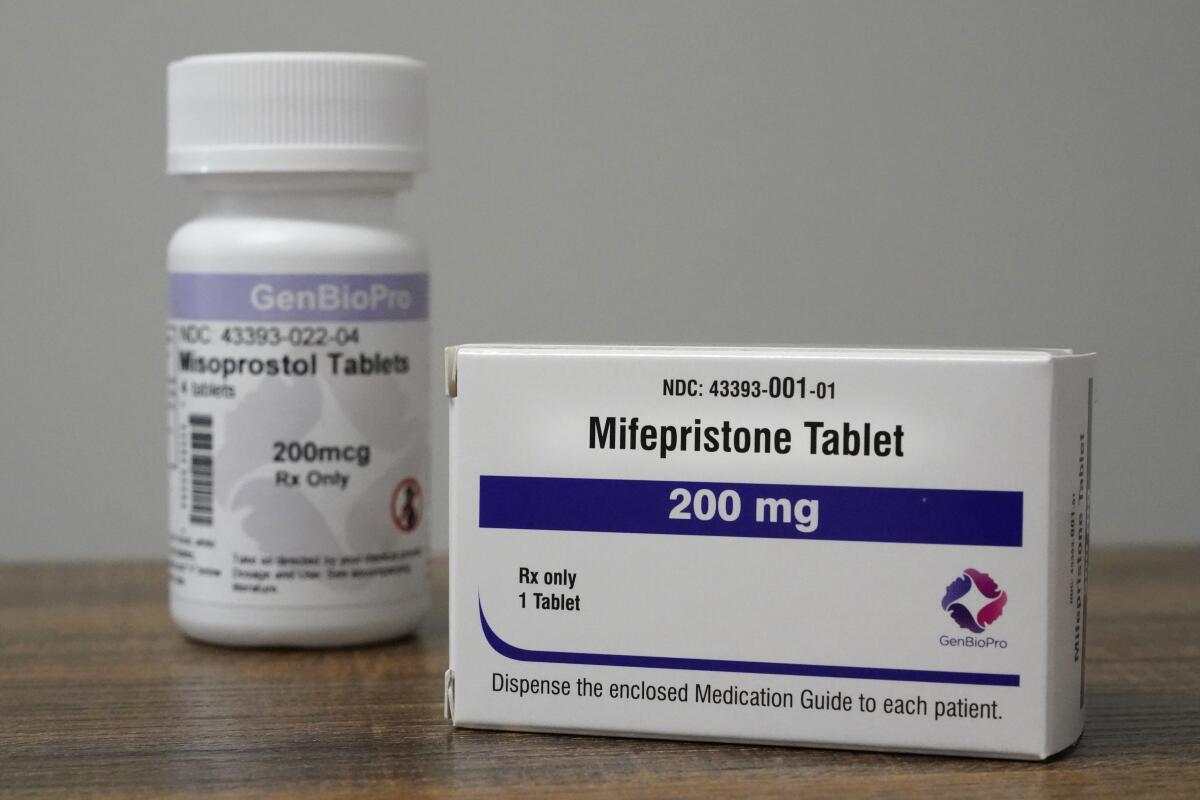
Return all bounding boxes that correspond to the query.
[390,477,423,533]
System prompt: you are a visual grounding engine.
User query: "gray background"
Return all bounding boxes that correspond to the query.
[1,1,1197,559]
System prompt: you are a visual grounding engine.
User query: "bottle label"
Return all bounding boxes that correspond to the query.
[167,272,429,608]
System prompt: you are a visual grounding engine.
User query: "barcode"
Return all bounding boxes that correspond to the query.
[189,414,214,526]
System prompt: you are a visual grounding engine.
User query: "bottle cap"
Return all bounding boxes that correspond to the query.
[168,52,427,174]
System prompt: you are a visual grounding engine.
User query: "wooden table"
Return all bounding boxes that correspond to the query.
[1,548,1197,798]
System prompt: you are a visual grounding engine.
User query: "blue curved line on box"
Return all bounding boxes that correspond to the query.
[478,598,1019,687]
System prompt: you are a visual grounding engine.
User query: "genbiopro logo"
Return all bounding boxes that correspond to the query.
[941,568,1007,634]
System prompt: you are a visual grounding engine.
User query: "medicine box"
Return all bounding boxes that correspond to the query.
[445,344,1093,759]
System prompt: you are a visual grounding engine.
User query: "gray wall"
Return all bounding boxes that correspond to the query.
[2,1,1197,559]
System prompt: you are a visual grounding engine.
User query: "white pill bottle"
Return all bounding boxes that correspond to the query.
[166,53,430,646]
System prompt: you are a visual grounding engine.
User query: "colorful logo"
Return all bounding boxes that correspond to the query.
[941,569,1007,633]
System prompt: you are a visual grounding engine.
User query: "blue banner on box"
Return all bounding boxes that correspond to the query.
[478,475,1022,547]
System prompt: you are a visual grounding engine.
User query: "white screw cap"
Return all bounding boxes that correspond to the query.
[167,52,427,174]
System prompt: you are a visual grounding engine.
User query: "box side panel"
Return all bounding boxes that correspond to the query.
[1045,354,1095,754]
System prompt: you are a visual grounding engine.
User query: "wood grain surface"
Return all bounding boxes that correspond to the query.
[1,547,1197,798]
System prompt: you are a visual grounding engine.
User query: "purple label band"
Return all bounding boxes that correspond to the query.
[480,600,1020,687]
[170,272,428,322]
[479,476,1023,547]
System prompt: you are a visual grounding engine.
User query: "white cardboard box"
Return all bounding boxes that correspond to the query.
[445,345,1093,759]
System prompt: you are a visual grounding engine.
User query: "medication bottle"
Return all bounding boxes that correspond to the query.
[165,53,430,646]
